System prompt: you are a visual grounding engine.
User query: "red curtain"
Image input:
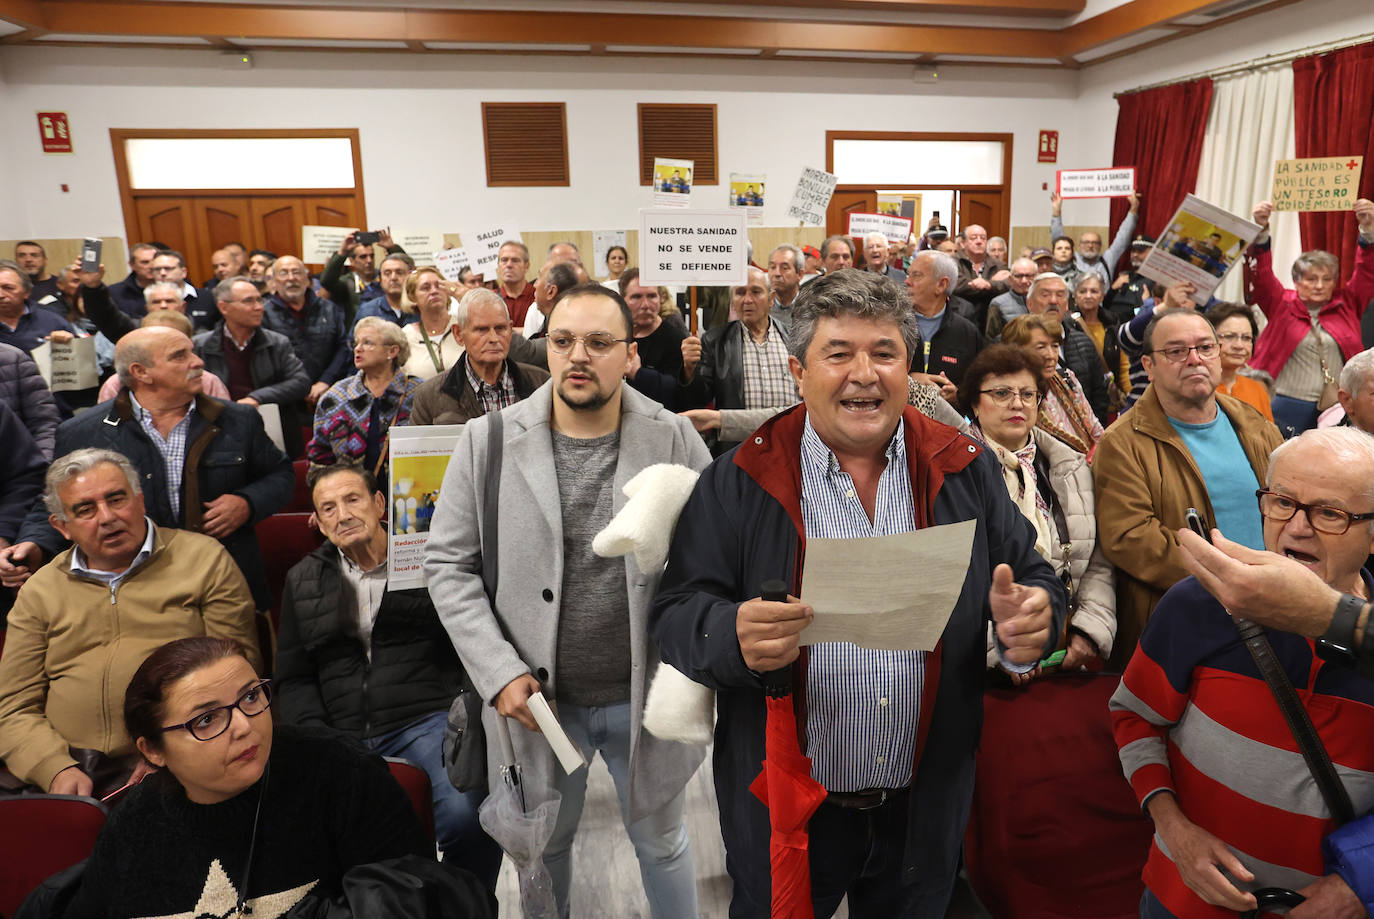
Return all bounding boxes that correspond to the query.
[1109,78,1214,242]
[1293,41,1374,276]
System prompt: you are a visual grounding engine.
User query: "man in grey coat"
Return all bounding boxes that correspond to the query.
[424,283,711,919]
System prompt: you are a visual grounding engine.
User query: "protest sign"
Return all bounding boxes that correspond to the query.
[593,230,629,280]
[638,208,749,287]
[1140,194,1261,305]
[301,225,350,264]
[728,173,766,225]
[787,167,838,226]
[433,247,471,281]
[257,404,285,454]
[464,224,522,278]
[1272,156,1365,212]
[1056,167,1136,199]
[30,336,98,392]
[388,424,466,589]
[847,212,913,245]
[390,230,447,266]
[653,158,693,208]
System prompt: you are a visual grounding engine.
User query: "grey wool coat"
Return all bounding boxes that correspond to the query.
[423,381,712,819]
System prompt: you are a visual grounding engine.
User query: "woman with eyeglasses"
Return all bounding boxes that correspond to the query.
[1002,313,1104,455]
[53,636,490,918]
[1207,301,1274,423]
[1243,197,1374,436]
[958,345,1116,684]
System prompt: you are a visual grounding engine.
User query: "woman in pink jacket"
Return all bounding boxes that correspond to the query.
[1243,197,1374,436]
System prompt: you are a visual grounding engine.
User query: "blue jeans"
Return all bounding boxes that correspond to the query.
[1270,394,1319,439]
[366,710,503,896]
[1140,888,1181,919]
[546,700,698,919]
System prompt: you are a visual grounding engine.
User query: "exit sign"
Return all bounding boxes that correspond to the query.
[37,112,73,154]
[1038,130,1059,164]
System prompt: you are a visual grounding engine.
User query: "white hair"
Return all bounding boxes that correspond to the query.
[451,286,507,328]
[143,281,182,303]
[1340,348,1374,396]
[1267,427,1374,508]
[1028,272,1067,301]
[863,232,888,249]
[44,448,142,519]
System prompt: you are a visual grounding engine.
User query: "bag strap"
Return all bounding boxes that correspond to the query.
[480,410,502,603]
[1309,314,1337,386]
[1234,616,1355,826]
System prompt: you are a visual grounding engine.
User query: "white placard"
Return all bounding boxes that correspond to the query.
[1139,194,1261,306]
[593,230,629,280]
[257,403,285,454]
[528,692,588,774]
[301,225,352,264]
[388,424,466,589]
[1056,167,1137,200]
[786,167,838,226]
[464,224,523,278]
[30,336,98,392]
[433,247,471,282]
[728,172,766,226]
[637,209,749,287]
[390,230,448,267]
[652,157,694,208]
[847,212,913,245]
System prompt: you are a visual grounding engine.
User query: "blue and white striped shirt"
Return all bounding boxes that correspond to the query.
[799,415,925,792]
[129,392,194,520]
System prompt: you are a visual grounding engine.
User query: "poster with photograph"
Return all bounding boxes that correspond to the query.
[1140,194,1262,305]
[653,157,694,208]
[593,230,629,281]
[388,424,465,589]
[1272,156,1364,212]
[787,167,838,226]
[728,173,765,225]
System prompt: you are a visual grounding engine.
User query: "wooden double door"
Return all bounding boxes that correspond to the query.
[129,192,364,282]
[827,188,1006,245]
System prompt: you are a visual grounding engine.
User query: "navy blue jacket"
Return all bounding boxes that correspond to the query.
[16,391,293,608]
[0,401,46,545]
[0,306,74,355]
[263,290,351,385]
[107,273,149,319]
[650,404,1065,917]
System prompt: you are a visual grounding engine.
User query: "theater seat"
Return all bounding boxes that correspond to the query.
[287,459,312,513]
[257,512,324,633]
[384,757,435,843]
[964,673,1154,919]
[0,794,108,916]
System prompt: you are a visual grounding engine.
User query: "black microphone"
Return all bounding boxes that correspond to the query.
[760,579,793,699]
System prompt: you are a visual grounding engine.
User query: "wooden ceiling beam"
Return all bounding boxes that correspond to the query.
[0,0,44,29]
[634,0,1083,15]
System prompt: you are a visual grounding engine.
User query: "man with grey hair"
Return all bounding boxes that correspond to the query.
[906,250,984,402]
[0,259,76,355]
[0,447,261,797]
[1335,347,1374,433]
[546,240,582,266]
[497,240,536,328]
[263,255,350,410]
[821,234,855,273]
[862,231,906,282]
[986,257,1037,340]
[767,244,804,335]
[409,286,550,426]
[1050,190,1141,286]
[0,327,293,612]
[653,267,1064,917]
[1027,271,1112,424]
[522,259,582,338]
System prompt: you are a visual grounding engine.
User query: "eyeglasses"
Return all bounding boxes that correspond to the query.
[1150,342,1219,362]
[979,387,1043,406]
[546,331,632,357]
[159,680,272,741]
[1256,489,1374,536]
[1217,332,1254,344]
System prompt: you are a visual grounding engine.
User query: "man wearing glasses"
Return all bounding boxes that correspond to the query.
[1093,309,1283,668]
[425,283,711,919]
[0,448,260,797]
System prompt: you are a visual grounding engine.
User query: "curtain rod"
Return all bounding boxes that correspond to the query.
[1114,32,1374,97]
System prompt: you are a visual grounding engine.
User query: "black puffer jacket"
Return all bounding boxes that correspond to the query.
[0,341,59,460]
[276,542,463,738]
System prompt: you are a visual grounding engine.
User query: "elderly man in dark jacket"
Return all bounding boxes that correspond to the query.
[651,270,1065,918]
[0,327,292,611]
[276,464,500,900]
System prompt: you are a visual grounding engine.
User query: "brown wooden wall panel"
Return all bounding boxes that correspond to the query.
[482,102,569,187]
[638,103,717,186]
[251,199,305,260]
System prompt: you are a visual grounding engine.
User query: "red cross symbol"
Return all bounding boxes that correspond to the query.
[1348,159,1360,169]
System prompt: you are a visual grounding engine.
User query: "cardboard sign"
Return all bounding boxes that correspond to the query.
[301,225,351,264]
[432,247,471,281]
[847,212,913,245]
[1272,156,1365,212]
[1057,167,1136,199]
[37,112,73,154]
[30,336,99,392]
[637,208,749,286]
[465,225,523,278]
[390,230,448,267]
[787,167,838,226]
[653,157,694,208]
[1139,194,1261,305]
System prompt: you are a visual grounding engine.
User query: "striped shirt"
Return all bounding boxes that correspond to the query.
[740,319,797,411]
[464,356,519,416]
[799,416,924,792]
[129,392,193,520]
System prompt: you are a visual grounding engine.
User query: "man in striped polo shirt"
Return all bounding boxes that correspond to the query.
[1112,426,1374,919]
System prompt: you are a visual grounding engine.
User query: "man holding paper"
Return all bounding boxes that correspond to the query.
[651,269,1065,918]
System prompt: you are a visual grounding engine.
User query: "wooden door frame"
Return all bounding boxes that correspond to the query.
[109,128,367,251]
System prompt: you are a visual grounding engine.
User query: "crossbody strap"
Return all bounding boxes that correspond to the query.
[480,410,502,603]
[1235,616,1355,826]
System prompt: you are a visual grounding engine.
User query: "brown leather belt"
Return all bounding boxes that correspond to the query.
[825,787,904,810]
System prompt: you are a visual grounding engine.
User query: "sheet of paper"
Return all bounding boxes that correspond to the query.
[433,247,470,281]
[257,403,284,454]
[528,692,587,774]
[799,519,976,651]
[301,225,352,264]
[30,336,98,391]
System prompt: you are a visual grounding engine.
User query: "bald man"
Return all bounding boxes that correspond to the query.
[952,223,1010,331]
[262,255,350,408]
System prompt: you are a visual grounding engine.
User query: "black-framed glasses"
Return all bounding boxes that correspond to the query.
[546,331,633,357]
[1217,332,1254,345]
[1151,342,1219,363]
[1256,489,1374,536]
[979,387,1043,407]
[159,680,273,741]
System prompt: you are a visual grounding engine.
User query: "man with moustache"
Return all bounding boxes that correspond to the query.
[986,257,1038,340]
[262,255,351,411]
[0,326,293,611]
[424,283,711,918]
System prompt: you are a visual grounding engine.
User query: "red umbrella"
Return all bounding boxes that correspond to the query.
[749,693,829,919]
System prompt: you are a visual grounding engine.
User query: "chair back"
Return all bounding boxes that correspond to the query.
[384,757,436,843]
[0,794,108,916]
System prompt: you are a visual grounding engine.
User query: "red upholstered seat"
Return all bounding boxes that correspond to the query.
[384,757,436,843]
[964,673,1154,919]
[0,794,108,915]
[288,459,313,513]
[257,512,324,633]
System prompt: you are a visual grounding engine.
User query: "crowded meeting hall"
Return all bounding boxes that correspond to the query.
[4,0,1374,916]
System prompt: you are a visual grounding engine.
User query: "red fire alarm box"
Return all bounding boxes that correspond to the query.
[37,112,73,154]
[1037,130,1058,164]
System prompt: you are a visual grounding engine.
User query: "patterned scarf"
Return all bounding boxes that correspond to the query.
[971,423,1053,560]
[1038,371,1096,455]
